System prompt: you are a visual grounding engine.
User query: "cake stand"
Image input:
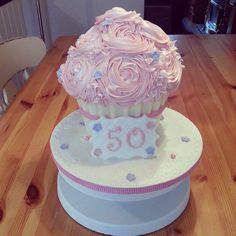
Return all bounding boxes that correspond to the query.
[50,108,203,236]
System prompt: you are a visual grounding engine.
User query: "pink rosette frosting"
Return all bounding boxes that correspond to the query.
[58,7,183,106]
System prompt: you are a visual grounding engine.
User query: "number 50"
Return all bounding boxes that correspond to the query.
[107,127,145,152]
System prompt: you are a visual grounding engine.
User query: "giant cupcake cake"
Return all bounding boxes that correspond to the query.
[51,8,203,235]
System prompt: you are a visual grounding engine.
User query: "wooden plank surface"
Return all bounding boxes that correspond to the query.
[0,35,236,235]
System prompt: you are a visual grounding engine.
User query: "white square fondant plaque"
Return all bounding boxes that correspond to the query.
[89,116,159,160]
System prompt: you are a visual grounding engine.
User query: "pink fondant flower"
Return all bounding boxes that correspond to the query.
[94,148,102,157]
[146,121,156,129]
[170,153,176,159]
[84,135,91,141]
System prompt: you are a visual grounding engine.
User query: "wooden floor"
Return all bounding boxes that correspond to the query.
[0,35,236,235]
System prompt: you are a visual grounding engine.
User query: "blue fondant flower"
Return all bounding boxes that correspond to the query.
[181,136,191,142]
[57,68,63,80]
[146,146,155,155]
[126,173,136,182]
[94,148,102,157]
[93,123,102,132]
[60,143,69,150]
[94,71,102,80]
[150,51,160,61]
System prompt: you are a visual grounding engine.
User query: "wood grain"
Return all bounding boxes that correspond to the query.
[0,35,236,236]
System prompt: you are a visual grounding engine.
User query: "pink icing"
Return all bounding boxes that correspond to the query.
[107,127,122,151]
[58,7,183,106]
[146,121,156,129]
[126,128,145,148]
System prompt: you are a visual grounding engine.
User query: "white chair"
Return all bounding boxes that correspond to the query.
[0,36,46,113]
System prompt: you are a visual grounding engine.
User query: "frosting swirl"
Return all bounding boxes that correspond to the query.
[58,7,183,106]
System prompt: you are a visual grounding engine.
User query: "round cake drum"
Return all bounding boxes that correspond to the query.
[50,108,203,235]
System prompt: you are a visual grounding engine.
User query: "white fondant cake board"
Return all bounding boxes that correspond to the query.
[50,108,202,196]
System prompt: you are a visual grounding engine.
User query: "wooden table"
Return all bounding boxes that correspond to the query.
[0,35,236,235]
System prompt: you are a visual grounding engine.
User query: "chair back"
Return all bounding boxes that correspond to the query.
[0,36,46,112]
[0,36,46,87]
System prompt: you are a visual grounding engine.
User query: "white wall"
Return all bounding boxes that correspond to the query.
[22,0,144,48]
[21,0,51,47]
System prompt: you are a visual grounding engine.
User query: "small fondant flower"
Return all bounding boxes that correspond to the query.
[146,121,156,129]
[57,68,63,81]
[80,121,85,126]
[159,115,164,120]
[94,71,103,80]
[146,146,155,155]
[181,136,191,142]
[170,153,176,159]
[84,135,91,141]
[94,148,102,157]
[150,51,160,61]
[126,173,136,182]
[93,123,102,132]
[60,143,69,150]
